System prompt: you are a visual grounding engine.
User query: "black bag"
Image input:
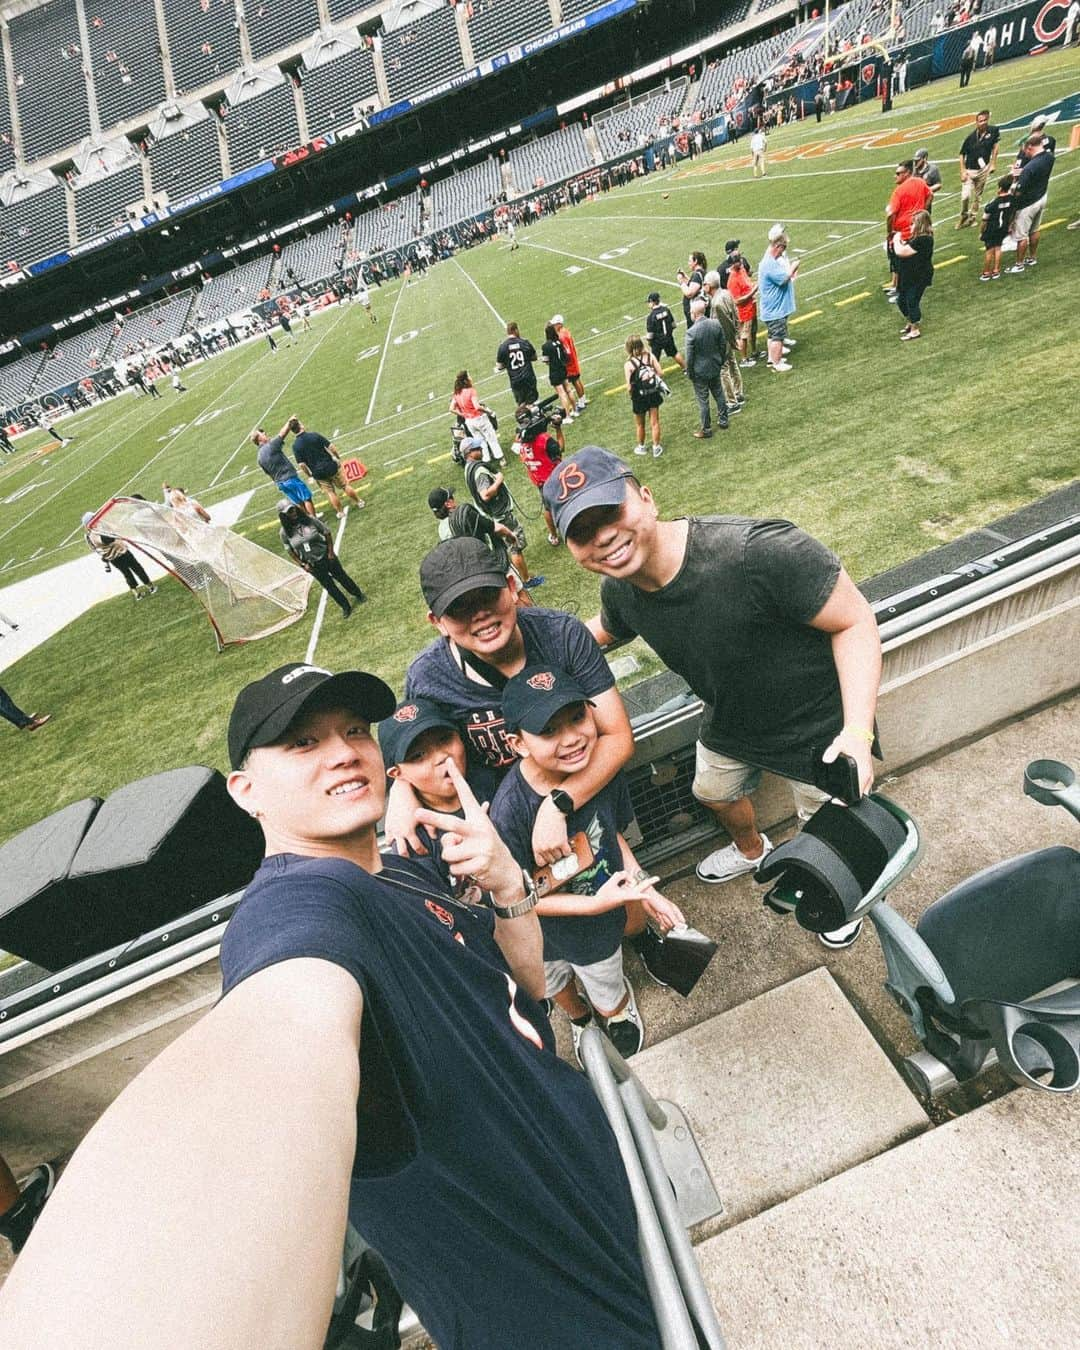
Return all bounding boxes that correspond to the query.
[482,406,498,431]
[635,924,717,997]
[630,358,658,397]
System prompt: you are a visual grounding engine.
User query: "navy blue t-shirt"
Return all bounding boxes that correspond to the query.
[220,851,659,1350]
[404,607,615,784]
[291,430,337,480]
[491,769,634,965]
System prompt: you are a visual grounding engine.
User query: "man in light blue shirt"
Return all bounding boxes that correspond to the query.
[758,228,799,372]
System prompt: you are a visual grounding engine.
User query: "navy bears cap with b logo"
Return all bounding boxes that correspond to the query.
[228,663,396,769]
[541,446,634,540]
[378,697,461,771]
[502,664,594,735]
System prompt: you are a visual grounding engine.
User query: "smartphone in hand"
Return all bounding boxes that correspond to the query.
[810,748,862,805]
[533,832,595,897]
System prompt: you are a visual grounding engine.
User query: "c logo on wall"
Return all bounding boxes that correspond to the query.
[1034,0,1071,42]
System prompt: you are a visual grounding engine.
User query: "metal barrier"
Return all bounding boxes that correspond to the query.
[578,1026,725,1349]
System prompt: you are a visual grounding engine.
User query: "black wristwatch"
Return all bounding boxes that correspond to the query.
[549,788,575,816]
[491,870,540,921]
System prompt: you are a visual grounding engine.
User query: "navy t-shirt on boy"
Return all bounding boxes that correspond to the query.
[491,771,634,966]
[219,850,660,1350]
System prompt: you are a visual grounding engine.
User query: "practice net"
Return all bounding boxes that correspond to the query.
[89,497,313,650]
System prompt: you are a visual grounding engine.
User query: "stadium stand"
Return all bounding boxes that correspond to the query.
[29,319,115,393]
[509,124,593,192]
[381,8,464,103]
[325,0,370,20]
[74,162,144,243]
[8,0,93,162]
[109,292,195,356]
[592,87,687,160]
[276,223,348,287]
[0,58,15,176]
[300,34,379,138]
[85,0,168,133]
[0,349,47,410]
[162,0,243,97]
[353,192,422,254]
[0,176,70,270]
[247,0,323,64]
[467,0,552,63]
[428,157,502,226]
[193,255,273,319]
[222,77,300,174]
[560,0,617,20]
[756,0,793,10]
[148,110,223,204]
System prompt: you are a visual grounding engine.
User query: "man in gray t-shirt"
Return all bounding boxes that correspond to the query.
[544,447,883,948]
[251,421,315,516]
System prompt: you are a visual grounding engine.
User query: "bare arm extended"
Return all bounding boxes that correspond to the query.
[0,958,363,1350]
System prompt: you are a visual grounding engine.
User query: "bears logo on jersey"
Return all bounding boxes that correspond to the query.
[425,900,455,928]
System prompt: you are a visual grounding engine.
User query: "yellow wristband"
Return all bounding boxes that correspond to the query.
[843,726,875,745]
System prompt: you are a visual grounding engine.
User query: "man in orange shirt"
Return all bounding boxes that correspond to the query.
[884,160,934,302]
[725,255,759,368]
[552,315,587,412]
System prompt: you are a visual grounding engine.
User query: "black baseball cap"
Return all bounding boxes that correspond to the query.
[541,445,634,540]
[379,697,460,770]
[724,238,740,253]
[427,486,452,512]
[228,663,396,770]
[420,536,509,616]
[502,664,594,734]
[646,290,661,303]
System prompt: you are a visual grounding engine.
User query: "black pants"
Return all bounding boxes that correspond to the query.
[113,552,152,590]
[897,280,928,326]
[310,556,364,613]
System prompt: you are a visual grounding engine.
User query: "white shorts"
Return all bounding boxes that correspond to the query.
[544,948,625,1013]
[1011,195,1046,242]
[692,741,829,822]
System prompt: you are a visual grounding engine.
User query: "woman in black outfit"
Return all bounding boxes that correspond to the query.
[540,323,577,422]
[892,210,935,342]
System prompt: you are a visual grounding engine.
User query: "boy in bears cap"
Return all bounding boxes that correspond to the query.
[491,663,685,1063]
[1,660,663,1350]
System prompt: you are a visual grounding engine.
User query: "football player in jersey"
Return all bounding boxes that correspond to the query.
[495,322,539,405]
[645,292,685,371]
[0,664,662,1350]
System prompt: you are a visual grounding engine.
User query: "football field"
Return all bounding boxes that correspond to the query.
[1,47,1078,845]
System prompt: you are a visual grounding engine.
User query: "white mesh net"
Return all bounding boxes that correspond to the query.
[91,497,313,649]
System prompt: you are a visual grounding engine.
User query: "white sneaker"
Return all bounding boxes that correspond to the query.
[575,399,586,411]
[562,412,576,423]
[633,443,648,456]
[770,360,793,372]
[817,918,864,949]
[651,444,664,458]
[696,834,773,884]
[783,338,797,348]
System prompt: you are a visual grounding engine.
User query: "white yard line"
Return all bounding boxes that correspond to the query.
[365,281,409,426]
[209,305,351,487]
[304,508,350,663]
[803,276,868,302]
[451,257,506,327]
[576,213,878,226]
[521,238,675,289]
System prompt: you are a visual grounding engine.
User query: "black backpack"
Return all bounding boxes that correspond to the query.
[630,358,657,396]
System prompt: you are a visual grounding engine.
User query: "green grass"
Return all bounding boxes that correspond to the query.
[1,49,1078,845]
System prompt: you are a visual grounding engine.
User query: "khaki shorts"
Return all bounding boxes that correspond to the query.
[692,741,829,822]
[316,468,347,492]
[544,948,625,1013]
[737,318,753,343]
[1011,195,1046,243]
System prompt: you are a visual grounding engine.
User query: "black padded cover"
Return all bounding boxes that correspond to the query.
[0,768,263,971]
[917,846,1080,1004]
[0,798,103,968]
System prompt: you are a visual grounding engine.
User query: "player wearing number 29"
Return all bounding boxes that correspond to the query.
[495,321,539,405]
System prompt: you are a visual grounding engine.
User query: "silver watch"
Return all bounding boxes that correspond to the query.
[491,871,539,920]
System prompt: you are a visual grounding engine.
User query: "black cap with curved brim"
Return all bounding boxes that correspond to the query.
[379,697,460,771]
[502,663,594,734]
[646,291,661,303]
[541,445,634,540]
[428,487,452,512]
[228,663,396,769]
[724,238,740,253]
[420,536,509,617]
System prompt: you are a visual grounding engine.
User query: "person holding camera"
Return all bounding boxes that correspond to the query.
[449,371,503,463]
[278,500,365,619]
[545,446,882,950]
[512,400,566,545]
[459,438,536,586]
[677,252,706,327]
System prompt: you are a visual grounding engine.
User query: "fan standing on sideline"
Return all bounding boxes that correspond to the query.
[552,316,588,411]
[495,323,540,406]
[759,229,799,371]
[1008,133,1055,272]
[278,501,365,619]
[884,162,933,300]
[957,110,1000,228]
[288,417,365,516]
[546,446,882,950]
[251,424,316,516]
[645,292,686,371]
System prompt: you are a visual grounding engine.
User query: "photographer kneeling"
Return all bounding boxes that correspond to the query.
[511,397,566,546]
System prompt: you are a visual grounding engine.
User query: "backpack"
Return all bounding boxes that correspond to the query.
[630,358,658,397]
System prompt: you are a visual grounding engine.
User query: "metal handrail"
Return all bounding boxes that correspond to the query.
[579,1027,725,1349]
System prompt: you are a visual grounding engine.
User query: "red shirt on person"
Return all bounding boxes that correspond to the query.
[726,267,756,322]
[557,325,581,379]
[451,386,484,419]
[516,432,561,487]
[888,176,934,239]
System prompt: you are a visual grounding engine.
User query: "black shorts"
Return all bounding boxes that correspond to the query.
[511,379,538,406]
[631,389,663,415]
[649,335,678,359]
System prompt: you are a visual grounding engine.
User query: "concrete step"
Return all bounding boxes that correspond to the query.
[631,968,929,1241]
[695,1088,1080,1348]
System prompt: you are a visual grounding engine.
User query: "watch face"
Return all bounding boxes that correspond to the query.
[551,789,574,815]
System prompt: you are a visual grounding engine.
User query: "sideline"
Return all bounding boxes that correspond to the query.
[0,489,255,676]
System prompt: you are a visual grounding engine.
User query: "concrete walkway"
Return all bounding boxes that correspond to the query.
[0,490,254,676]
